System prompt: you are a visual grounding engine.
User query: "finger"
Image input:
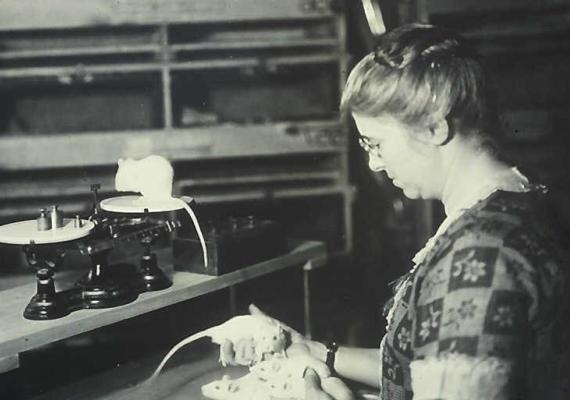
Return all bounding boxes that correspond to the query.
[287,343,311,357]
[241,340,255,363]
[304,367,320,391]
[305,357,332,379]
[321,377,354,400]
[234,338,255,366]
[220,339,236,365]
[305,367,333,400]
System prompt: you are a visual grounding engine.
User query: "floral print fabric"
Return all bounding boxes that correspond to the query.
[380,190,570,400]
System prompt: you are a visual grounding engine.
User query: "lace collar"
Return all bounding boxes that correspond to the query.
[412,167,534,266]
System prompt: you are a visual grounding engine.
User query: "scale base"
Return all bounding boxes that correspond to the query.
[21,248,173,320]
[77,263,140,309]
[140,253,172,291]
[24,293,69,320]
[80,284,139,309]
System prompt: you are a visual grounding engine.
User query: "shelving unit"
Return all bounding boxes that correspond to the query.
[0,0,353,255]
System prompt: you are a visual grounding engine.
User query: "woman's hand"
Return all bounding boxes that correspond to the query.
[249,304,329,362]
[305,368,334,400]
[220,337,256,366]
[305,368,354,400]
[221,304,325,366]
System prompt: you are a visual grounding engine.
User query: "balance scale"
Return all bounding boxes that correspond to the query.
[0,186,185,320]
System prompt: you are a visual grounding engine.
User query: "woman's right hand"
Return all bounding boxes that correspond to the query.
[221,304,326,366]
[250,303,332,363]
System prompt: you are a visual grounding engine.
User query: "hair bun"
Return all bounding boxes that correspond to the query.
[373,46,405,68]
[372,25,476,70]
[420,37,476,63]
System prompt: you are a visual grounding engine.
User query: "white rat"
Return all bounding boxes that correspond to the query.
[114,154,208,267]
[115,155,174,200]
[148,315,288,381]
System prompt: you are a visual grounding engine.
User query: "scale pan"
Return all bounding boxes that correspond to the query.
[0,219,94,245]
[100,195,186,213]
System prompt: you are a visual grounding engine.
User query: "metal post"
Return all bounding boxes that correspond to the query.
[159,24,173,129]
[229,285,237,316]
[303,261,313,339]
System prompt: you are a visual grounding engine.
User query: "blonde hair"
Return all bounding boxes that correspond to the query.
[341,24,493,133]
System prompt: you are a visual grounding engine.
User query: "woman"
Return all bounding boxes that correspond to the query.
[225,24,570,400]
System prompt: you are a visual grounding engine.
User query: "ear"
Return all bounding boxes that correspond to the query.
[427,118,450,146]
[409,118,450,147]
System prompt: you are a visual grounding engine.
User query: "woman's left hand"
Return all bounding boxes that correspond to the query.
[304,368,354,400]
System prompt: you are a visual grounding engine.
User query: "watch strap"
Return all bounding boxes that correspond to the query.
[325,341,339,372]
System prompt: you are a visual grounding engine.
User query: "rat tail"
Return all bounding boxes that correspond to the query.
[176,197,208,268]
[147,329,211,381]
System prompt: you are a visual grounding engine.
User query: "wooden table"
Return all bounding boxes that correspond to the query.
[0,241,327,373]
[27,342,378,400]
[28,347,251,400]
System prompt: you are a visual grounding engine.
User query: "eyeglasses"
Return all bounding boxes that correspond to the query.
[358,136,382,157]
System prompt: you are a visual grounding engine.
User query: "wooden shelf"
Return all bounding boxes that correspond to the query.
[192,184,352,204]
[170,38,338,52]
[0,172,341,202]
[0,0,335,31]
[169,54,339,71]
[427,0,568,16]
[0,240,326,362]
[0,45,163,60]
[176,171,341,187]
[0,122,345,170]
[0,64,164,79]
[0,53,340,79]
[0,39,338,61]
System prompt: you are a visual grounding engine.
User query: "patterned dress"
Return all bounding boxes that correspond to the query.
[380,189,570,400]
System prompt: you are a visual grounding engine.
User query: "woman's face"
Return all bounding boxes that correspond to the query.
[352,113,442,199]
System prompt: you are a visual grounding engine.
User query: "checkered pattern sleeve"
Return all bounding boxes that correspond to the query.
[404,238,547,399]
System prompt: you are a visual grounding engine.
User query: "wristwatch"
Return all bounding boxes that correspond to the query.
[325,341,339,372]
